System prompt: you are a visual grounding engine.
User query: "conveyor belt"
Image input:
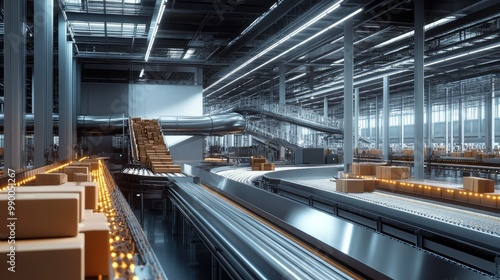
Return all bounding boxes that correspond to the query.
[169,181,356,279]
[212,166,500,236]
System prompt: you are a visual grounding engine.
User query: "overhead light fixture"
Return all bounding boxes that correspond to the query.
[145,0,168,62]
[139,68,145,78]
[287,73,307,82]
[182,49,196,60]
[375,16,455,48]
[425,42,500,66]
[206,7,363,97]
[228,1,280,47]
[204,0,345,93]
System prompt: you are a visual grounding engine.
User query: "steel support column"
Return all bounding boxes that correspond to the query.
[427,81,433,150]
[400,95,404,149]
[34,0,54,167]
[343,18,354,171]
[279,65,286,106]
[59,14,74,161]
[414,0,425,179]
[354,88,359,149]
[459,88,465,149]
[73,58,78,145]
[4,0,26,170]
[375,96,379,148]
[445,88,449,152]
[324,96,328,120]
[383,77,390,160]
[450,92,454,151]
[367,102,371,140]
[486,79,494,151]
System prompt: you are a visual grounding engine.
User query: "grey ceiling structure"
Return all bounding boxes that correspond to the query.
[1,0,500,113]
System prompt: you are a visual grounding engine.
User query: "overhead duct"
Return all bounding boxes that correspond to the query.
[0,113,246,136]
[159,113,246,136]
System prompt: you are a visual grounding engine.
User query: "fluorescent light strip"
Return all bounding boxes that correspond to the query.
[204,0,344,93]
[145,0,168,61]
[375,16,455,48]
[228,2,280,47]
[207,8,363,97]
[287,73,307,82]
[425,42,500,66]
[139,68,145,78]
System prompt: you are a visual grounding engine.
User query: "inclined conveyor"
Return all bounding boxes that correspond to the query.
[178,165,496,279]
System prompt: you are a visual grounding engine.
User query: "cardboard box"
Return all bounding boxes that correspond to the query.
[385,166,409,180]
[463,177,475,192]
[252,164,262,171]
[363,179,376,192]
[63,166,89,181]
[0,234,84,280]
[36,173,68,185]
[78,161,99,172]
[475,178,495,193]
[262,163,275,171]
[352,163,376,176]
[74,173,92,182]
[62,182,98,210]
[375,166,385,179]
[463,177,495,193]
[0,193,79,239]
[335,180,343,192]
[336,179,365,193]
[78,218,110,277]
[2,186,85,222]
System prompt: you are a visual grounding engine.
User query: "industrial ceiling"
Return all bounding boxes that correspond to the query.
[1,0,500,114]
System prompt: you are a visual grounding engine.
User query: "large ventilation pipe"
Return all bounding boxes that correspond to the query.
[0,113,246,135]
[159,113,246,136]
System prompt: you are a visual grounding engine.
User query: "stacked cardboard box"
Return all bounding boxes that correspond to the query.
[63,166,89,182]
[0,193,84,280]
[132,118,181,173]
[351,162,385,176]
[251,157,275,171]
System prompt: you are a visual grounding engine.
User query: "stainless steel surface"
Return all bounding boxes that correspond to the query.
[0,114,125,134]
[103,163,168,279]
[0,113,245,136]
[184,164,495,280]
[170,180,355,280]
[159,112,246,136]
[77,115,126,134]
[263,167,500,252]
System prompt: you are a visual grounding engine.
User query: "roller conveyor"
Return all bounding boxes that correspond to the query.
[184,165,496,279]
[212,166,500,236]
[169,181,356,280]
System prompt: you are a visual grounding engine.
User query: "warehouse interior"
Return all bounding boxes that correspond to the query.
[1,0,500,279]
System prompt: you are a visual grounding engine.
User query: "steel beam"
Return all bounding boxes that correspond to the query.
[33,0,53,167]
[383,77,389,160]
[59,14,74,161]
[4,0,26,170]
[413,0,425,179]
[354,88,359,149]
[343,18,354,171]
